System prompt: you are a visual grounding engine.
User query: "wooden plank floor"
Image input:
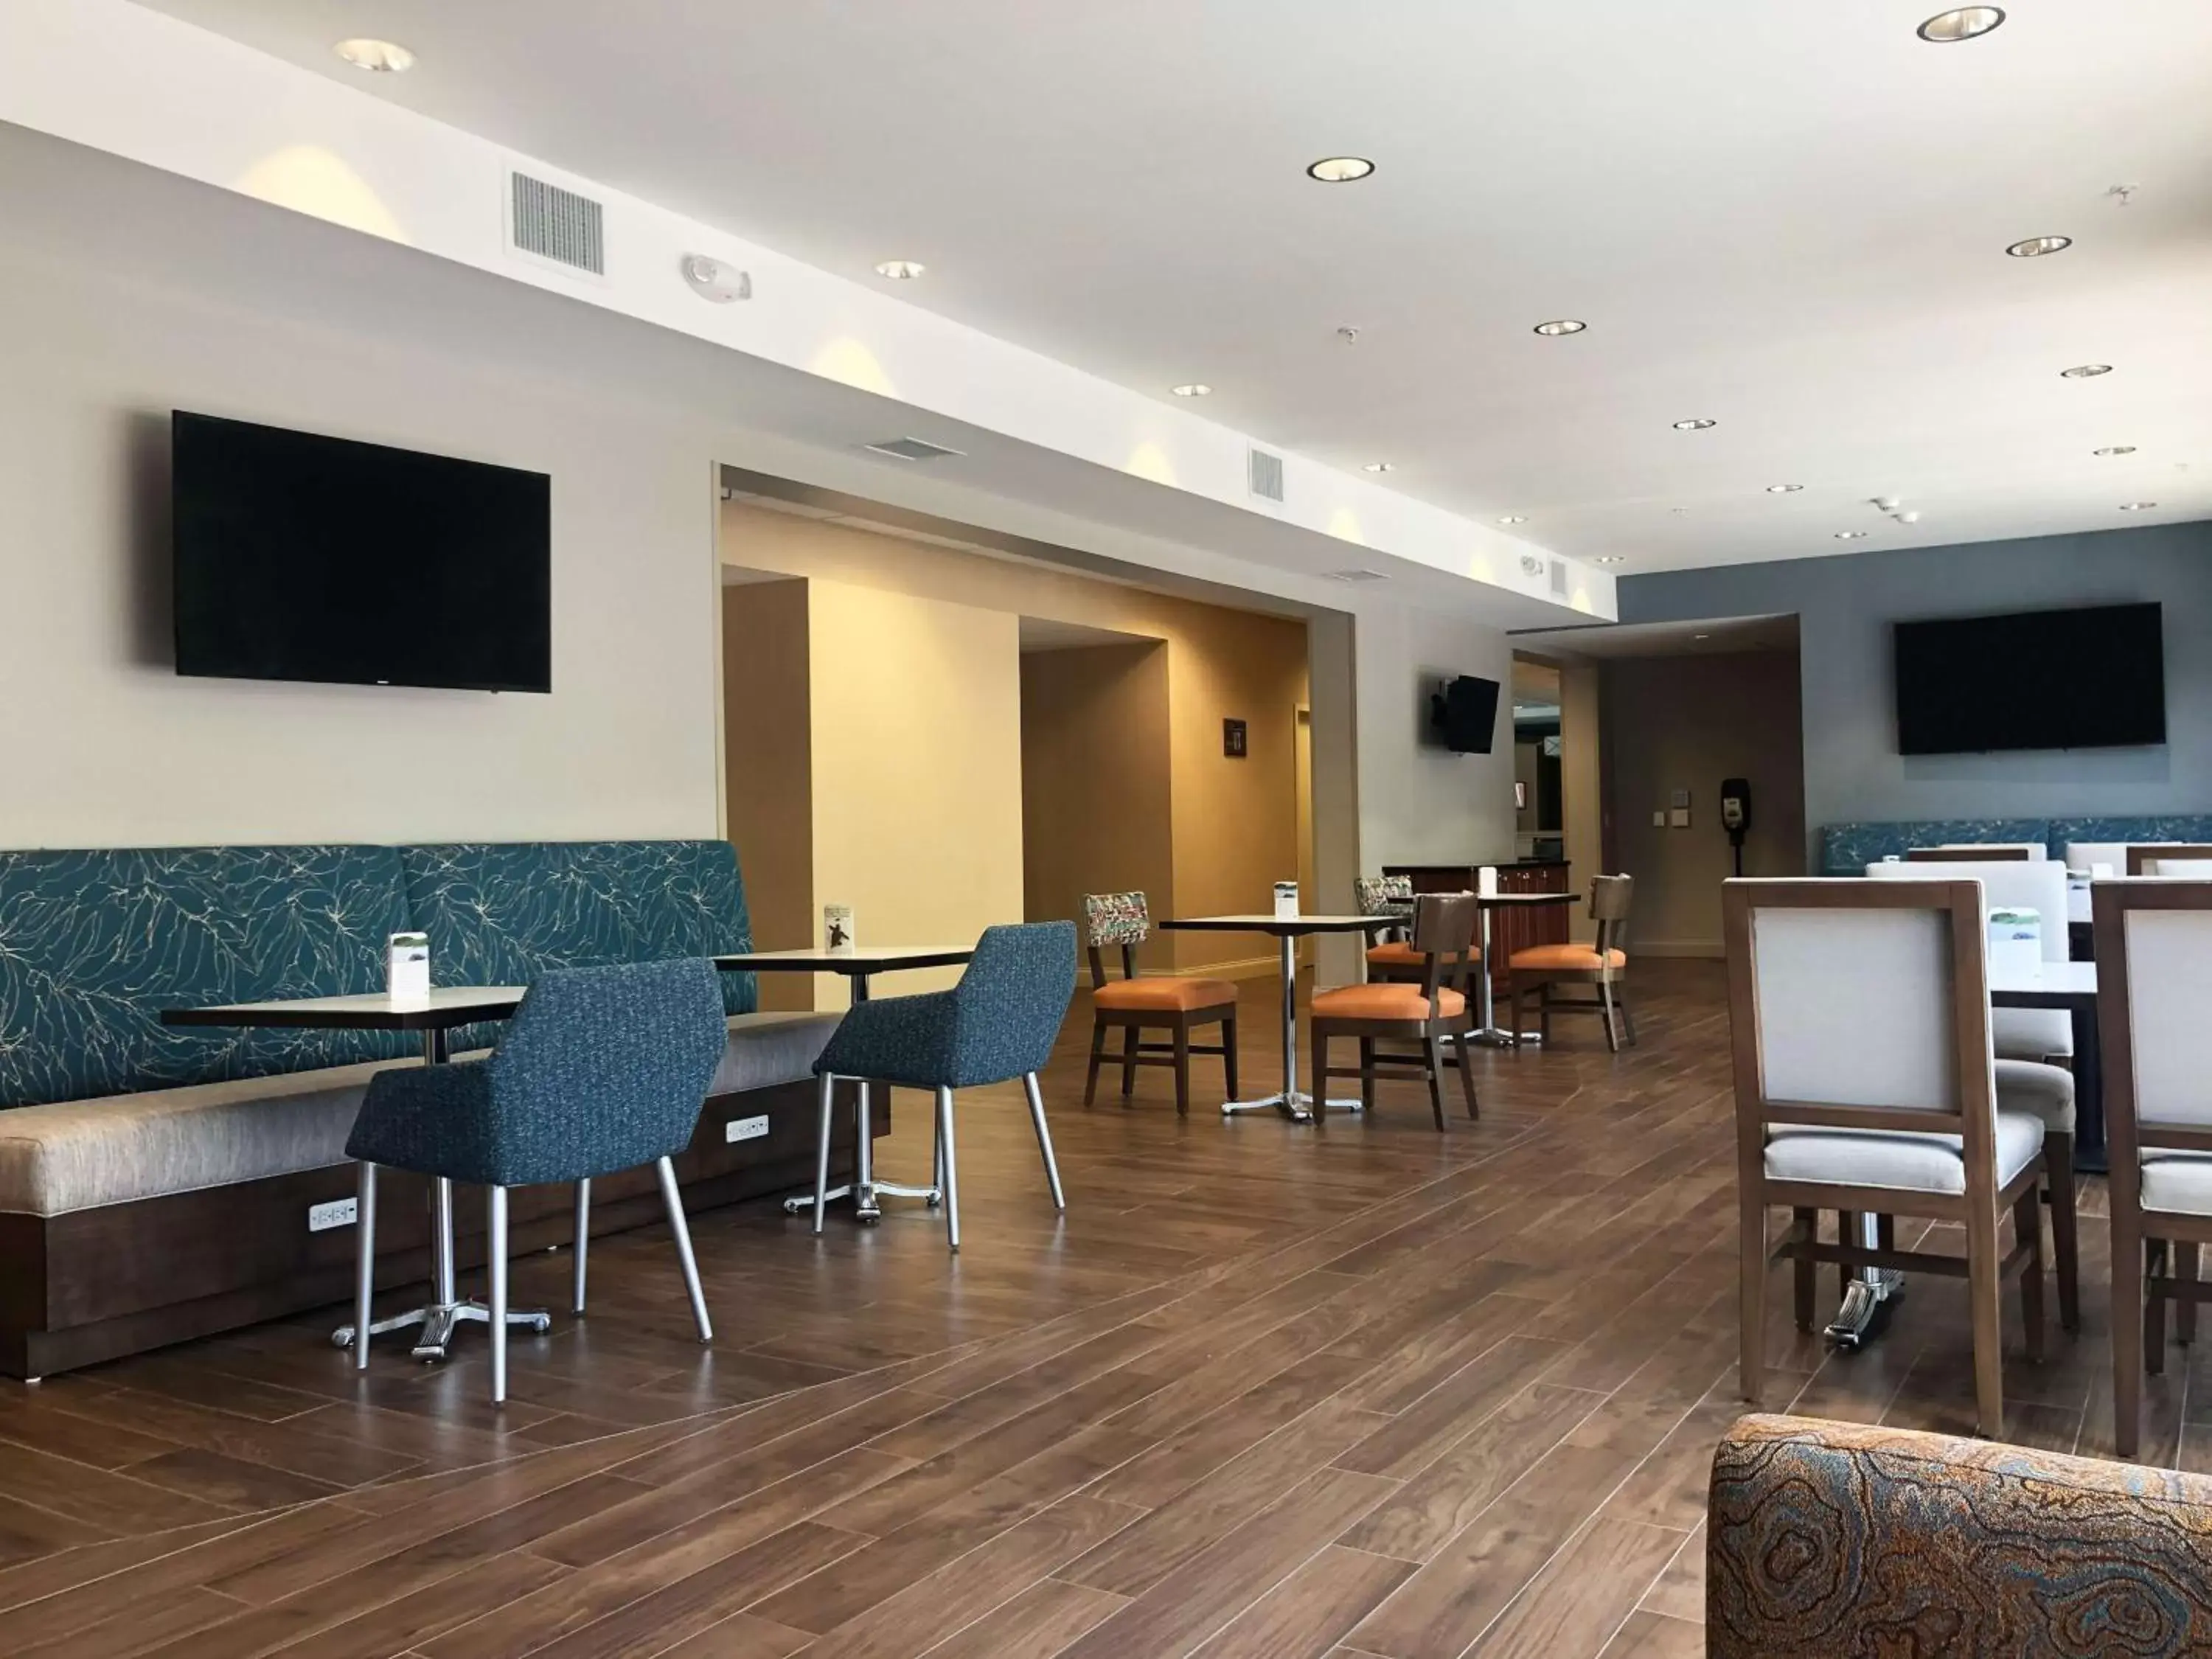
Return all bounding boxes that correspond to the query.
[0,961,2171,1658]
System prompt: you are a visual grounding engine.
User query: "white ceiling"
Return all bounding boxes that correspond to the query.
[135,0,2212,573]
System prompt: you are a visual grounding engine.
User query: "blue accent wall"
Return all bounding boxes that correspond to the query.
[1616,522,2212,848]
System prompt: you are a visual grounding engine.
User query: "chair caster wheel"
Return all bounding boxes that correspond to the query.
[331,1329,355,1350]
[856,1211,882,1226]
[531,1315,552,1334]
[926,1195,943,1209]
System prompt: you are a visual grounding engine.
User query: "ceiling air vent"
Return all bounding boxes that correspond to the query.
[1325,568,1389,584]
[1248,448,1286,504]
[863,437,966,462]
[509,173,604,276]
[1550,558,1569,597]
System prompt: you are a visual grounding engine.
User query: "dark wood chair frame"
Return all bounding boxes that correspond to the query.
[1509,874,1637,1051]
[2126,844,2212,875]
[1313,894,1481,1131]
[1905,846,2035,863]
[2096,879,2212,1458]
[1729,878,2057,1439]
[1082,940,1237,1115]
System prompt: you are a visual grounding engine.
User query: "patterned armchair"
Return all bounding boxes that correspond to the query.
[346,958,728,1403]
[1709,1414,2212,1656]
[812,922,1076,1250]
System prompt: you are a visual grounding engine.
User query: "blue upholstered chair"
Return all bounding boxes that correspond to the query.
[810,922,1077,1251]
[347,959,728,1403]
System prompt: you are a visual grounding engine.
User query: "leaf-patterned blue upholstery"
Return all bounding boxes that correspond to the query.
[0,840,758,1111]
[399,841,757,1054]
[346,959,728,1188]
[1819,816,2212,874]
[0,846,414,1110]
[815,922,1077,1090]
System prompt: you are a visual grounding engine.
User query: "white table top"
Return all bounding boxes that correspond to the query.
[161,987,528,1030]
[1989,959,2096,1005]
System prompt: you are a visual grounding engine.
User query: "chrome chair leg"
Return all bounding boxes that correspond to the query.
[353,1161,377,1372]
[936,1085,961,1253]
[813,1072,835,1235]
[656,1156,714,1343]
[1022,1071,1066,1211]
[487,1185,509,1405]
[571,1178,591,1315]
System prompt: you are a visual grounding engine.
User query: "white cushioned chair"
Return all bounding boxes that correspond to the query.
[1728,877,2078,1439]
[1870,858,2073,1065]
[2096,879,2212,1458]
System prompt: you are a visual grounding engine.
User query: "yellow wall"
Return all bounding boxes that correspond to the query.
[722,580,815,1009]
[1021,643,1175,957]
[717,574,1026,1009]
[806,580,1026,1008]
[721,503,1309,978]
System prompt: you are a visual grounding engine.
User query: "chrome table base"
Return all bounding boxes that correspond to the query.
[333,1298,552,1357]
[1826,1214,1905,1350]
[1219,936,1363,1123]
[782,1079,944,1223]
[333,1030,549,1363]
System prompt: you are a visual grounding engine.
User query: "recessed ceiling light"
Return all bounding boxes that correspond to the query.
[2006,235,2072,258]
[873,260,925,280]
[1673,418,1717,431]
[334,38,414,73]
[2062,364,2113,378]
[1307,156,1375,184]
[1498,514,1528,525]
[1595,556,1626,565]
[1363,462,1394,473]
[1533,319,1587,337]
[1834,530,1870,540]
[1170,383,1212,397]
[1693,633,1712,641]
[2120,502,2159,512]
[1918,6,2006,42]
[2094,445,2137,456]
[1767,484,1804,494]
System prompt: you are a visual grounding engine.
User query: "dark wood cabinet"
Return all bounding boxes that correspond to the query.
[1382,862,1574,990]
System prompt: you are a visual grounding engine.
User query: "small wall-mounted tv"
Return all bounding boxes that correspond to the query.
[1430,674,1502,754]
[1893,602,2165,755]
[173,412,552,692]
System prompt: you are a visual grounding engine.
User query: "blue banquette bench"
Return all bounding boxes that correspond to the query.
[1818,815,2212,874]
[0,840,870,1378]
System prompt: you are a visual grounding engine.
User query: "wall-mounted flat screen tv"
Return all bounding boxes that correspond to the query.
[1433,674,1502,754]
[173,411,552,692]
[1893,602,2164,755]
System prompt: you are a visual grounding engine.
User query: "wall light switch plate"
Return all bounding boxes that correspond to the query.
[308,1197,358,1233]
[1651,810,1667,828]
[726,1114,771,1145]
[1669,788,1692,810]
[1670,807,1692,828]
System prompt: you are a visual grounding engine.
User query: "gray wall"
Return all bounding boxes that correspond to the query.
[1616,523,2212,837]
[1601,651,1805,955]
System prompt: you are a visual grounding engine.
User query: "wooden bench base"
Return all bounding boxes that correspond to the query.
[0,1078,884,1379]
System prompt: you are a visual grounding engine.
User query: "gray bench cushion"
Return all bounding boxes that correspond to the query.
[710,1012,840,1097]
[0,1057,403,1218]
[0,1012,843,1217]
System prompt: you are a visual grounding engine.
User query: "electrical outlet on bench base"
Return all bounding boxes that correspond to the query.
[726,1114,770,1145]
[308,1197,358,1233]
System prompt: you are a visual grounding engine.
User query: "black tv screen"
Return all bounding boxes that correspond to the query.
[1437,674,1502,754]
[1893,602,2164,755]
[173,412,551,692]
